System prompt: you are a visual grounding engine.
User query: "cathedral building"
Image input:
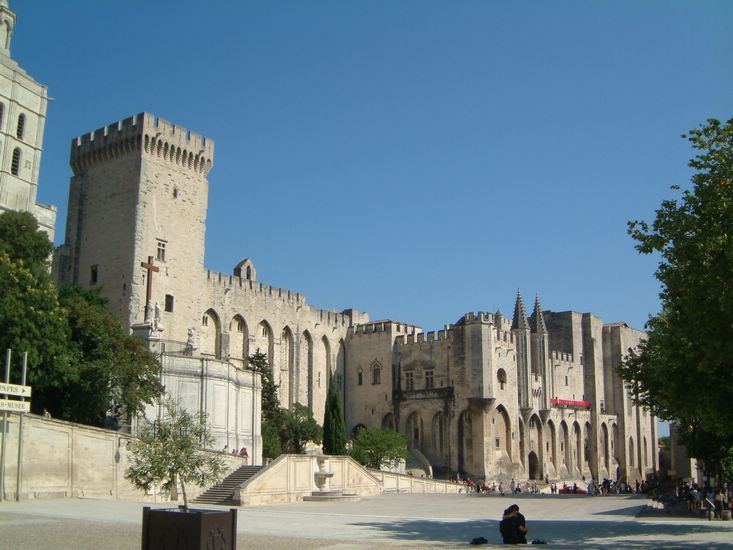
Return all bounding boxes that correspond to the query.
[0,0,56,238]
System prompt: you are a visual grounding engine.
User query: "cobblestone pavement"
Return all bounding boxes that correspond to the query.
[1,493,731,549]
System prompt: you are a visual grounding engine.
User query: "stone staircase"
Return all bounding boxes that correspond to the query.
[193,465,264,505]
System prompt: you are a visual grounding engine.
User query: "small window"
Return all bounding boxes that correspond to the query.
[90,265,98,285]
[11,148,20,176]
[425,369,434,389]
[546,442,549,452]
[357,369,363,386]
[565,376,568,386]
[372,367,381,385]
[202,315,209,326]
[405,371,414,391]
[495,438,500,449]
[261,325,269,337]
[16,114,25,140]
[237,319,244,333]
[164,294,174,312]
[497,368,507,390]
[156,240,166,262]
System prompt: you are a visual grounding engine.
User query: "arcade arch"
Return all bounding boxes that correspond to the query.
[200,309,221,358]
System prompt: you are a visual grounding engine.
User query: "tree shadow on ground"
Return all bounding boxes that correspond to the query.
[350,518,733,548]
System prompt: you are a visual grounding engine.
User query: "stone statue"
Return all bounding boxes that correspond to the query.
[185,327,197,355]
[145,300,153,323]
[153,301,164,331]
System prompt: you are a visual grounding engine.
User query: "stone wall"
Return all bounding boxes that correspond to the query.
[370,471,463,494]
[0,414,243,502]
[234,454,383,506]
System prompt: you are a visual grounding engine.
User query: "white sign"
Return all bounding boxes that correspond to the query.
[0,399,30,413]
[0,383,32,398]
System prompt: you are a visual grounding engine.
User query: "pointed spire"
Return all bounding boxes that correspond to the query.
[530,294,548,333]
[511,289,529,330]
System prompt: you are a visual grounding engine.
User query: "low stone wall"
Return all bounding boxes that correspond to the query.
[0,414,243,502]
[370,471,463,494]
[0,416,458,505]
[235,454,383,506]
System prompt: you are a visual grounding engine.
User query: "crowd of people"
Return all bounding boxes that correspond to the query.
[677,480,732,518]
[454,473,663,498]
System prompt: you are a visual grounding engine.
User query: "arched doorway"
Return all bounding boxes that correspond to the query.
[528,451,539,480]
[406,411,422,452]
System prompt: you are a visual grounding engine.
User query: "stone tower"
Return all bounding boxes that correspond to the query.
[0,0,56,237]
[57,113,214,341]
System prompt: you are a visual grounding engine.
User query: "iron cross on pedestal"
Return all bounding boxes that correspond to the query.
[140,256,159,321]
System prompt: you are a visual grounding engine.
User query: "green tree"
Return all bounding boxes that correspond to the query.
[248,351,284,459]
[125,399,225,509]
[350,426,409,469]
[57,285,163,426]
[621,117,733,473]
[0,250,69,402]
[322,377,346,455]
[280,403,322,454]
[0,211,53,274]
[0,211,163,425]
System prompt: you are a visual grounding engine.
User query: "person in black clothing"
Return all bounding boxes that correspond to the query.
[500,504,528,544]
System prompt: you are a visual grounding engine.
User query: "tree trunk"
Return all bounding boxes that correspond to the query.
[180,475,188,510]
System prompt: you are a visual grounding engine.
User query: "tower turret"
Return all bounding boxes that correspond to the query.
[530,294,552,412]
[0,0,14,56]
[511,290,529,330]
[511,289,532,410]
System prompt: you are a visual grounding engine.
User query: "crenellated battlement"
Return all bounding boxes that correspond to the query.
[70,113,215,176]
[204,269,353,329]
[396,327,452,347]
[461,311,495,325]
[551,350,574,363]
[348,320,421,340]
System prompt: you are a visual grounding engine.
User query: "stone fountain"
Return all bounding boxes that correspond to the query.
[303,455,360,502]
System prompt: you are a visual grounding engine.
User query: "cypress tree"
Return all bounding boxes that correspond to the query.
[322,376,347,455]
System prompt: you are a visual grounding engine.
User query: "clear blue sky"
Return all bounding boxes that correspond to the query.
[16,0,733,333]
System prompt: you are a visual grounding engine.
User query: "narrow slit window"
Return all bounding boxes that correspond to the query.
[164,294,174,312]
[11,148,20,176]
[16,114,25,139]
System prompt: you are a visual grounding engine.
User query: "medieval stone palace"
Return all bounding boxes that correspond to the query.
[3,0,656,485]
[52,110,657,483]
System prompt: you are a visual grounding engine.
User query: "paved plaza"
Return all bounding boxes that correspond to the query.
[0,493,731,549]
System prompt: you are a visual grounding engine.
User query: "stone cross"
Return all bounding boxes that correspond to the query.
[140,256,159,322]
